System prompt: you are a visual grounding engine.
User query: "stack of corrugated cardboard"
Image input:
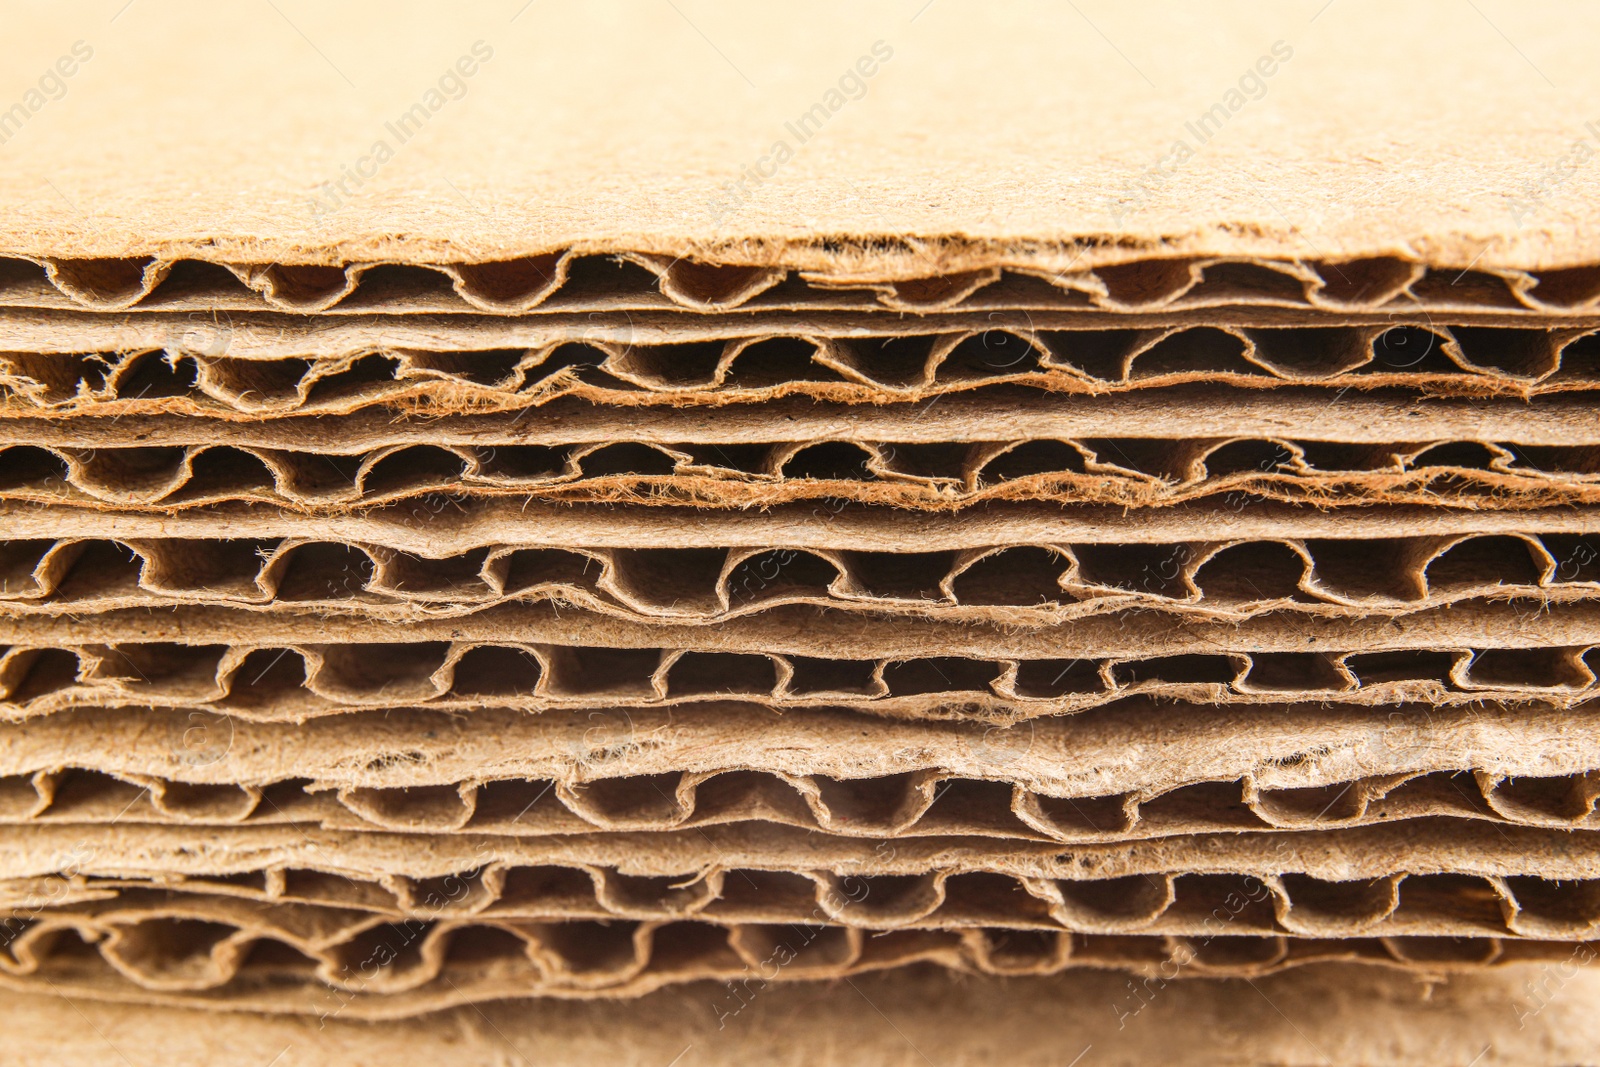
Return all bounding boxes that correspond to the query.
[1,2,1597,1062]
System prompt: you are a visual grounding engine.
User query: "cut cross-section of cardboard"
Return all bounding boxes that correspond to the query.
[1,822,1597,1016]
[8,252,1600,316]
[0,823,1595,1014]
[5,401,1600,510]
[5,0,1600,1034]
[0,528,1597,627]
[5,605,1600,726]
[8,325,1600,422]
[1,704,1596,839]
[5,923,1584,1017]
[11,841,1600,940]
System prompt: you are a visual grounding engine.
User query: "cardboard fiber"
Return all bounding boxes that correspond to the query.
[0,825,1594,1011]
[6,759,1596,843]
[1,868,1593,951]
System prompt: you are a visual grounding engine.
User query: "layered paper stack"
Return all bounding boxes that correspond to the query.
[1,1,1598,1059]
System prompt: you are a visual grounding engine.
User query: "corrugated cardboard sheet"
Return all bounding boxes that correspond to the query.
[2,0,1599,1058]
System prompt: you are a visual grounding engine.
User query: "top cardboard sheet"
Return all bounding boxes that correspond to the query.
[1,0,1599,280]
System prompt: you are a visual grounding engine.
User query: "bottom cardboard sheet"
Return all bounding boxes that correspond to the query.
[4,961,1596,1067]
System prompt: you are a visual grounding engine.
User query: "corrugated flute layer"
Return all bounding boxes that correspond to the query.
[4,313,1600,1008]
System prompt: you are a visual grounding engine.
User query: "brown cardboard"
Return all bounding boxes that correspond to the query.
[2,429,1599,511]
[3,2,1600,279]
[8,758,1594,842]
[7,0,1600,1016]
[4,498,1598,550]
[0,599,1595,672]
[3,865,1594,950]
[8,851,1598,938]
[0,925,1582,1017]
[0,529,1592,627]
[4,327,1600,421]
[1,702,1594,812]
[15,391,1600,450]
[5,821,1596,885]
[6,307,1600,361]
[5,964,1597,1067]
[0,823,1596,1003]
[3,631,1600,724]
[2,704,1597,840]
[9,253,1600,317]
[2,824,1594,1012]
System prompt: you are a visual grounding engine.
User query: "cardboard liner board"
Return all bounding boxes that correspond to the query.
[0,531,1593,626]
[6,253,1600,317]
[2,704,1597,839]
[18,598,1600,656]
[18,388,1600,447]
[7,326,1600,418]
[7,498,1595,551]
[15,390,1600,453]
[11,306,1600,361]
[18,392,1600,450]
